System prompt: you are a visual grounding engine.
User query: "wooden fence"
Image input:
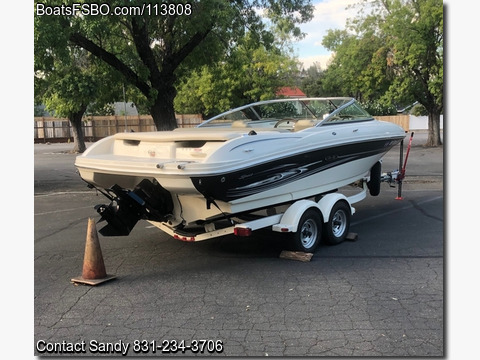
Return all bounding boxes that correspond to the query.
[34,114,409,143]
[34,114,203,143]
[376,115,409,131]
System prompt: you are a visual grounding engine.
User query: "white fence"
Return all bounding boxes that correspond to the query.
[409,115,444,130]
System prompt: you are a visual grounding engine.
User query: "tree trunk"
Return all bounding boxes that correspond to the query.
[69,108,87,153]
[150,85,178,131]
[425,111,442,147]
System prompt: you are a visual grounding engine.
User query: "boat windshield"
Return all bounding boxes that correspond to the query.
[198,98,373,129]
[320,101,373,125]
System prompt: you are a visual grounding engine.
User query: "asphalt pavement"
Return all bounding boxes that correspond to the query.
[32,131,444,357]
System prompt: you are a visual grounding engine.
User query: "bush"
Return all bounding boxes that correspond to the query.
[411,103,428,116]
[360,101,397,116]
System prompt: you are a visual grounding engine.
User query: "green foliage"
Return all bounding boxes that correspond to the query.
[355,0,442,114]
[320,0,442,106]
[34,105,47,117]
[34,0,126,117]
[42,67,98,118]
[174,67,219,116]
[34,0,314,129]
[300,63,325,97]
[86,103,115,116]
[322,29,393,101]
[359,100,397,116]
[175,33,300,117]
[316,0,442,145]
[411,103,428,116]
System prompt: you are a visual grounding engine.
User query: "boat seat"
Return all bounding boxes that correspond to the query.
[294,119,316,131]
[231,120,249,128]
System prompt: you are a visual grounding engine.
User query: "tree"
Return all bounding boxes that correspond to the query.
[322,28,395,102]
[343,0,443,146]
[300,62,325,97]
[175,32,300,117]
[35,58,125,152]
[34,39,96,153]
[35,2,125,152]
[36,65,96,153]
[375,0,443,146]
[35,0,313,130]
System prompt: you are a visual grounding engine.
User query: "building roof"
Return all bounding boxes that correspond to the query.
[276,87,306,98]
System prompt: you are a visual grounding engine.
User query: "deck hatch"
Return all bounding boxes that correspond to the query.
[123,139,141,146]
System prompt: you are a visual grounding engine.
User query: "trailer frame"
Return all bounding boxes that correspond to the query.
[147,179,369,252]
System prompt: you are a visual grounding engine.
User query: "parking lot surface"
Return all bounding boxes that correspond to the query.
[33,132,444,357]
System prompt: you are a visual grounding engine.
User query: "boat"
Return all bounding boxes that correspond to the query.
[75,97,406,237]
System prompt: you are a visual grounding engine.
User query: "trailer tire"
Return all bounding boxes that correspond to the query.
[291,209,322,252]
[324,200,351,245]
[368,161,381,196]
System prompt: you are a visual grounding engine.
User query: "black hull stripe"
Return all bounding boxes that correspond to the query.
[191,138,402,202]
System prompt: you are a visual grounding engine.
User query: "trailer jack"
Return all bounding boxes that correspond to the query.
[380,132,414,200]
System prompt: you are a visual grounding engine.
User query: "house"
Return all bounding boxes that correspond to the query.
[276,87,306,98]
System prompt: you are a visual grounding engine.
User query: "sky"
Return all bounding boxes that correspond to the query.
[293,0,361,70]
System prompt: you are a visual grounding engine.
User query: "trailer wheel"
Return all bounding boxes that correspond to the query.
[324,200,351,245]
[292,209,322,252]
[367,161,381,196]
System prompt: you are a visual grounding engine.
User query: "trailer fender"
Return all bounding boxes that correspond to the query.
[272,194,354,233]
[317,193,355,224]
[272,199,321,233]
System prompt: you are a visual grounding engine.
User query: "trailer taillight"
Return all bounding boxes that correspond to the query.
[174,234,196,242]
[234,227,252,237]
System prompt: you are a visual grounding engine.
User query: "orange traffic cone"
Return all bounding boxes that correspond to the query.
[71,218,116,286]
